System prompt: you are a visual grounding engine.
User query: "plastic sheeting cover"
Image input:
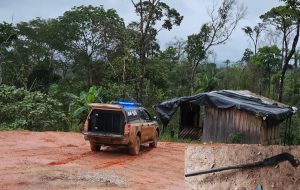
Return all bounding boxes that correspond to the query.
[154,90,295,126]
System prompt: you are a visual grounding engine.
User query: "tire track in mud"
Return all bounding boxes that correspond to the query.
[48,151,93,165]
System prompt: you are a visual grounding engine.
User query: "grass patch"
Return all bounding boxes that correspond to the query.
[159,131,201,144]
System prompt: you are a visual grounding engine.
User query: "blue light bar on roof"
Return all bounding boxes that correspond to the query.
[114,101,141,107]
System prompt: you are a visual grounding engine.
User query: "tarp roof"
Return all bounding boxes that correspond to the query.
[155,90,297,126]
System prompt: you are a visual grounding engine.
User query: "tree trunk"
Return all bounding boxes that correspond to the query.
[294,51,298,69]
[122,58,126,99]
[138,55,146,102]
[268,72,271,97]
[87,60,92,87]
[0,64,2,84]
[278,18,300,102]
[278,72,285,102]
[254,36,258,55]
[280,38,285,69]
[190,65,197,95]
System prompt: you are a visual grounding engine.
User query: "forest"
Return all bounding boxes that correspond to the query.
[0,0,300,144]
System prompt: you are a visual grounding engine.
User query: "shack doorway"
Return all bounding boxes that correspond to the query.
[179,103,202,139]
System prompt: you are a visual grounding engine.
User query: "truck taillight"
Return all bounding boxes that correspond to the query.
[124,124,131,134]
[84,120,88,131]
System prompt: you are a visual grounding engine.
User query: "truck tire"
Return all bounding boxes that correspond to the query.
[89,140,101,152]
[129,135,141,155]
[149,130,158,148]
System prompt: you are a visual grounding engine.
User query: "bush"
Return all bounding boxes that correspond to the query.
[227,132,242,143]
[282,113,300,145]
[0,85,68,131]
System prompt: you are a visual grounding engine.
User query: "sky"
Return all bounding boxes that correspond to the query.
[0,0,283,62]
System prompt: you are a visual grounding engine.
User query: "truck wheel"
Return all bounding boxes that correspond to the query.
[149,130,158,148]
[89,140,101,152]
[129,136,141,155]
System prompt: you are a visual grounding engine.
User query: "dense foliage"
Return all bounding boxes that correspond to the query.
[0,85,67,131]
[0,0,300,144]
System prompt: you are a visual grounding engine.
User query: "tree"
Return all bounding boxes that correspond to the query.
[166,37,186,64]
[241,48,254,63]
[130,0,183,102]
[17,19,62,92]
[203,0,246,52]
[260,2,300,102]
[0,22,17,84]
[186,0,246,94]
[0,22,17,45]
[58,5,126,87]
[251,45,281,96]
[1,19,61,91]
[242,23,264,54]
[158,47,190,97]
[197,63,218,92]
[217,64,244,90]
[185,31,206,94]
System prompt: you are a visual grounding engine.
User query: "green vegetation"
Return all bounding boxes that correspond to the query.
[227,132,242,144]
[68,86,102,130]
[0,0,300,144]
[0,85,67,131]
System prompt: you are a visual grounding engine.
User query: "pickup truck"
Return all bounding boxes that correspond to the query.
[83,101,160,155]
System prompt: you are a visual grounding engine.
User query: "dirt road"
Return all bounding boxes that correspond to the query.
[0,131,186,190]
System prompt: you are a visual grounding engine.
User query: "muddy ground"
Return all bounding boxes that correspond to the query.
[0,131,185,190]
[2,131,299,190]
[185,144,300,190]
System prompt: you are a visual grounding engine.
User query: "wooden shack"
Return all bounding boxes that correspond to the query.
[203,107,281,144]
[156,90,296,145]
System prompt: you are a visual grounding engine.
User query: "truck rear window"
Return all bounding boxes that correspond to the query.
[89,109,125,134]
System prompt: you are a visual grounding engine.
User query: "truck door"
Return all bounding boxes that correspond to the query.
[143,109,156,139]
[138,109,154,142]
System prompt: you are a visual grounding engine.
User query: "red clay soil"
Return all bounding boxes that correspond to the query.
[3,131,298,190]
[185,144,300,190]
[0,131,186,190]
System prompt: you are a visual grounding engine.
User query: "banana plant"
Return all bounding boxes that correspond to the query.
[68,86,102,122]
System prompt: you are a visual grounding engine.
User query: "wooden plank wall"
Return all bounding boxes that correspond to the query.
[203,107,263,144]
[260,122,281,145]
[179,127,202,139]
